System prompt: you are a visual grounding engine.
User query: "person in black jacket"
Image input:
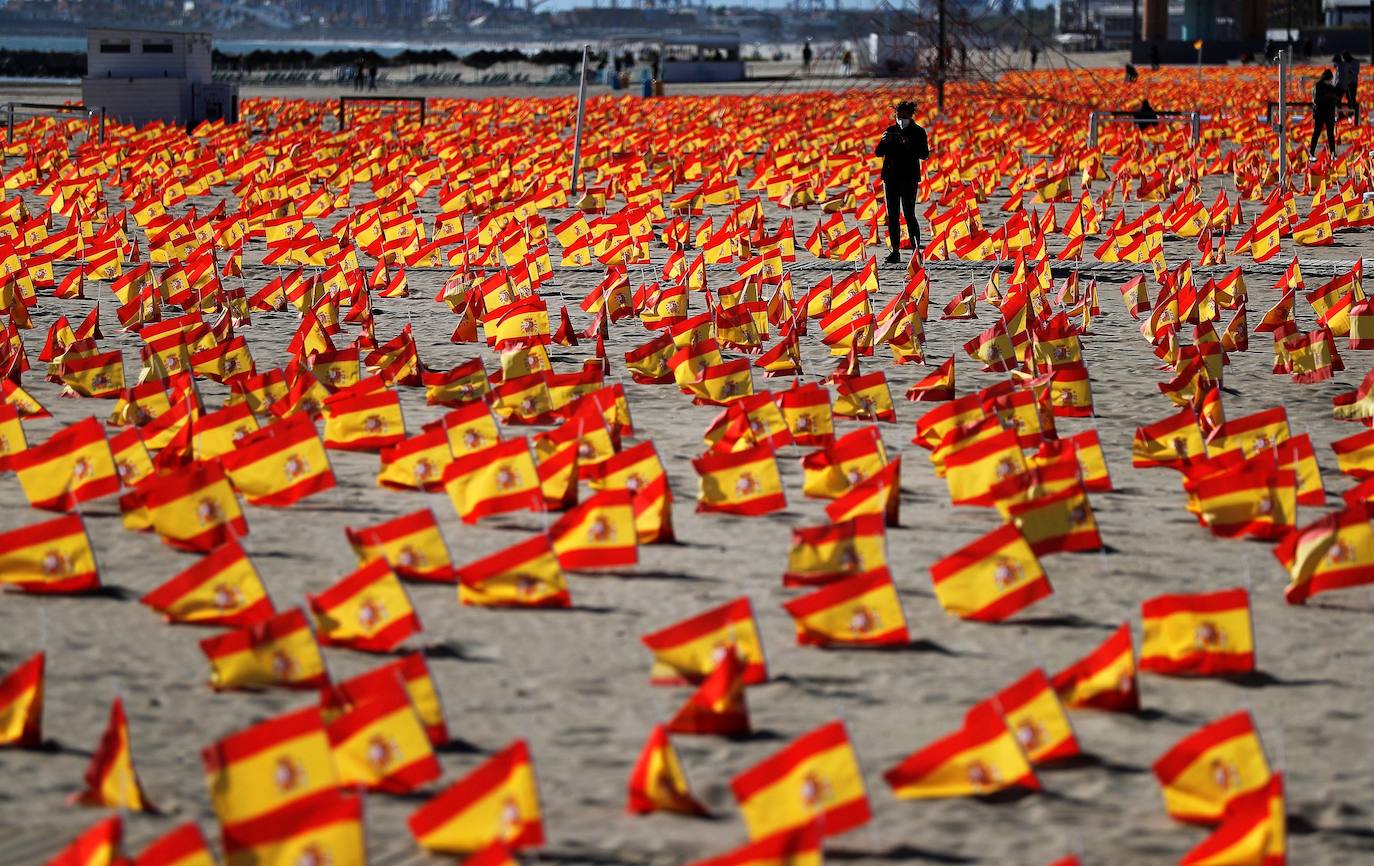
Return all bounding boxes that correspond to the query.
[1311,68,1340,158]
[875,100,930,264]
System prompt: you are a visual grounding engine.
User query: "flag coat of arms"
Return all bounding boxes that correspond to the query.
[1153,711,1271,824]
[730,720,870,839]
[1140,587,1255,676]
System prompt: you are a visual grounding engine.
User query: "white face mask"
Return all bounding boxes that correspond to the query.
[897,118,911,129]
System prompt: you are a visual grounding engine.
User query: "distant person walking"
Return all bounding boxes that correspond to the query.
[368,62,379,91]
[1150,43,1161,70]
[842,49,853,76]
[802,41,813,75]
[1340,51,1360,118]
[1029,46,1039,68]
[875,100,929,264]
[1311,68,1340,158]
[354,57,366,91]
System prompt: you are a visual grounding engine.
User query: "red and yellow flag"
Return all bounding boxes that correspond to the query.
[10,416,119,511]
[1274,503,1374,604]
[884,702,1039,799]
[1180,774,1285,866]
[640,597,768,685]
[683,823,822,866]
[457,533,571,608]
[140,460,249,553]
[444,437,544,524]
[783,514,887,587]
[309,558,421,653]
[43,816,123,866]
[407,739,544,853]
[71,697,156,812]
[730,719,870,839]
[220,790,364,866]
[781,567,908,647]
[0,514,99,594]
[548,488,638,570]
[221,414,336,507]
[1050,623,1139,712]
[140,540,273,627]
[667,647,751,737]
[0,651,44,747]
[1153,711,1271,824]
[325,674,441,794]
[990,668,1080,765]
[326,652,449,747]
[627,724,708,816]
[132,823,216,866]
[197,607,328,691]
[345,508,456,583]
[1140,587,1254,676]
[693,442,786,515]
[929,523,1051,621]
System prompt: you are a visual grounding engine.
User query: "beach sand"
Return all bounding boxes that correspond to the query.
[0,77,1371,866]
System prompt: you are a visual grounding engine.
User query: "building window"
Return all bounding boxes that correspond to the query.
[142,41,174,54]
[99,41,131,53]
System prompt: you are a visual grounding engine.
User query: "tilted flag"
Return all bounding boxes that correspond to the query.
[781,567,908,647]
[783,514,887,587]
[71,697,156,812]
[641,597,768,685]
[220,790,364,866]
[324,674,441,794]
[345,508,456,583]
[929,523,1051,621]
[140,540,273,627]
[730,720,870,839]
[131,823,216,866]
[308,558,421,653]
[140,460,248,553]
[1153,711,1271,824]
[326,653,449,747]
[0,514,99,594]
[884,701,1039,799]
[10,416,119,511]
[1140,587,1255,676]
[0,652,44,747]
[407,739,544,853]
[200,705,339,833]
[990,669,1080,765]
[1180,774,1285,866]
[220,414,336,507]
[693,442,786,515]
[42,816,123,866]
[198,607,328,691]
[667,647,751,737]
[1051,623,1140,712]
[683,823,822,866]
[627,724,708,816]
[444,437,544,524]
[457,533,571,608]
[1007,485,1103,556]
[548,488,638,570]
[1274,503,1374,604]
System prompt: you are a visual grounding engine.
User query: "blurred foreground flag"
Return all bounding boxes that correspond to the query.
[1140,587,1255,676]
[0,514,99,594]
[1180,774,1286,866]
[1153,711,1271,824]
[684,823,822,866]
[627,724,709,816]
[131,823,216,866]
[71,697,156,812]
[221,790,364,866]
[884,702,1039,799]
[456,534,570,608]
[0,651,44,747]
[640,597,768,685]
[989,669,1080,765]
[43,816,123,866]
[1273,503,1374,604]
[730,720,870,840]
[408,740,544,853]
[325,675,440,794]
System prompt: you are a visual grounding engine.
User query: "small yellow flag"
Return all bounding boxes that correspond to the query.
[1193,39,1203,50]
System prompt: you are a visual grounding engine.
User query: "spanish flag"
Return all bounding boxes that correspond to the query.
[583,439,676,544]
[130,822,216,866]
[322,386,406,451]
[1190,464,1295,541]
[197,607,328,691]
[324,675,441,794]
[824,457,901,527]
[730,720,870,839]
[327,652,449,747]
[220,414,336,507]
[777,382,835,448]
[1330,426,1374,478]
[407,739,544,853]
[42,816,123,866]
[1007,485,1103,556]
[782,567,908,647]
[200,705,339,832]
[1050,623,1139,712]
[11,416,119,511]
[0,514,99,594]
[72,697,156,812]
[0,651,44,747]
[430,399,502,455]
[943,427,1027,507]
[549,488,638,570]
[667,647,751,737]
[457,533,571,608]
[345,508,456,583]
[141,460,248,553]
[684,823,822,866]
[377,427,454,492]
[1180,774,1285,866]
[929,523,1051,622]
[444,437,544,524]
[884,702,1039,799]
[141,540,272,627]
[783,514,887,587]
[220,790,364,866]
[640,597,768,685]
[627,724,708,816]
[990,669,1080,765]
[1140,587,1254,676]
[1133,408,1207,470]
[1274,503,1374,604]
[308,558,421,653]
[693,442,786,515]
[1153,711,1271,824]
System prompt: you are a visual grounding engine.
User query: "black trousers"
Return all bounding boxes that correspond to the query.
[884,183,920,252]
[1311,113,1337,154]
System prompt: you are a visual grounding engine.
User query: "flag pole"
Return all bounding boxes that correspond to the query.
[569,44,592,198]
